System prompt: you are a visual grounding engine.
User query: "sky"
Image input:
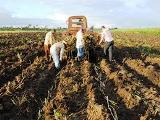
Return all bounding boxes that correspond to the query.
[0,0,160,28]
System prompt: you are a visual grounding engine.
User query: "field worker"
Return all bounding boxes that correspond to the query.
[63,33,75,59]
[89,26,94,32]
[44,30,56,61]
[99,26,114,62]
[50,40,67,69]
[76,28,85,61]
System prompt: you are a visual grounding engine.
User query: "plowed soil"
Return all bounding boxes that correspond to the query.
[0,31,160,120]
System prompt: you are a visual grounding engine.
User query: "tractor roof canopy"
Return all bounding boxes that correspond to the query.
[68,16,88,35]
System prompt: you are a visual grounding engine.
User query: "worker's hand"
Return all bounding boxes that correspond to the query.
[48,44,51,48]
[97,44,100,47]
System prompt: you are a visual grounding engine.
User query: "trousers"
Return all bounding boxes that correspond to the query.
[77,47,84,58]
[50,47,60,69]
[44,44,51,60]
[104,41,114,61]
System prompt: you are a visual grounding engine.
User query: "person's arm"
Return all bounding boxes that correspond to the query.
[76,32,78,40]
[99,32,104,44]
[49,32,54,45]
[82,34,85,46]
[60,44,64,61]
[51,35,56,45]
[44,32,49,45]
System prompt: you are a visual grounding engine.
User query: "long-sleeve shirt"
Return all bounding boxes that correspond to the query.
[76,30,84,48]
[100,29,113,43]
[44,31,55,45]
[50,42,64,61]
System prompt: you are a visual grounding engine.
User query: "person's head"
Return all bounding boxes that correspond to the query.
[101,26,109,31]
[101,26,105,30]
[89,26,94,32]
[81,28,85,33]
[51,29,56,35]
[77,27,82,33]
[53,29,56,33]
[80,26,85,33]
[67,32,72,36]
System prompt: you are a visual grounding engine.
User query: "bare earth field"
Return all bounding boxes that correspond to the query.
[0,30,160,120]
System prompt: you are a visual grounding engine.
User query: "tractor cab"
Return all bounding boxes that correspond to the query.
[67,16,88,35]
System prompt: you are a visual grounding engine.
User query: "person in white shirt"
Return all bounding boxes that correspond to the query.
[76,28,85,61]
[50,41,67,69]
[99,26,114,62]
[44,30,56,60]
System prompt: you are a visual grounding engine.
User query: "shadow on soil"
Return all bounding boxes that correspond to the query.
[113,46,160,64]
[113,46,160,94]
[91,65,140,120]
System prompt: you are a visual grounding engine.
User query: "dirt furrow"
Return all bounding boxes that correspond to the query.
[9,62,55,120]
[122,60,160,119]
[100,59,142,120]
[82,61,111,120]
[100,59,160,119]
[42,60,112,120]
[42,60,88,120]
[0,48,44,88]
[0,57,45,95]
[145,56,160,66]
[125,59,160,87]
[0,57,49,119]
[0,45,31,61]
[100,60,140,108]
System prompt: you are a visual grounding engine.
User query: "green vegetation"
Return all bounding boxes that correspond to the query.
[112,28,160,57]
[113,28,160,36]
[0,26,66,32]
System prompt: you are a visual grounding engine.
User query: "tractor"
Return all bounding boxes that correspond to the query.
[64,16,100,62]
[67,16,88,35]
